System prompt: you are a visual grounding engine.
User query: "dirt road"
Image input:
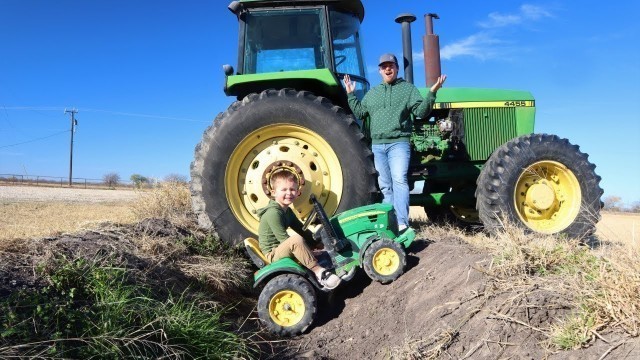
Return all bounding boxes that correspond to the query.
[0,185,140,203]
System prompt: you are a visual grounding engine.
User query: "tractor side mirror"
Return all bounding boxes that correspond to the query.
[228,1,242,15]
[223,64,234,76]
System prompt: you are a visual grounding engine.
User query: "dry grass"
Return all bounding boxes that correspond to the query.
[411,211,640,350]
[178,255,251,293]
[596,211,639,249]
[129,182,192,225]
[2,182,250,302]
[0,201,136,248]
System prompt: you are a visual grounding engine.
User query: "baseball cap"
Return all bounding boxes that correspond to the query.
[378,53,398,66]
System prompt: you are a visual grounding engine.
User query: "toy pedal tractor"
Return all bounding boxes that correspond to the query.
[244,194,416,336]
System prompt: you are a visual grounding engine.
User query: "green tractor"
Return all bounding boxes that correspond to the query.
[190,0,603,247]
[244,194,415,335]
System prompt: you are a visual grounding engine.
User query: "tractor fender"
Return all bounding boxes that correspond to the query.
[253,257,326,290]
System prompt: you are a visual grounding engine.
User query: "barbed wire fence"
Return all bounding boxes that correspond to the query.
[0,174,134,190]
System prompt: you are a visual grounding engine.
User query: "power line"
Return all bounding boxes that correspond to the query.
[81,108,210,123]
[3,106,209,123]
[65,108,78,186]
[0,130,69,149]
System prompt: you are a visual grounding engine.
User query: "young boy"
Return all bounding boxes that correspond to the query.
[257,170,341,289]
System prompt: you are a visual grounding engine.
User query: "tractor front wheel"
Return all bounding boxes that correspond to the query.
[363,239,407,284]
[257,274,317,336]
[476,134,603,238]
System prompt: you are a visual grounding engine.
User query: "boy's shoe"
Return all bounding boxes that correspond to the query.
[398,224,409,233]
[318,270,341,289]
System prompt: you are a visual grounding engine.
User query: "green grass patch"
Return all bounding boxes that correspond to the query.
[0,256,256,359]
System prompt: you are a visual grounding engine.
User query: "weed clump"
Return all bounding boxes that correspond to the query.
[130,182,193,226]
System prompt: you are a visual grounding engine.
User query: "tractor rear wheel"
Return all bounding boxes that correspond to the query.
[363,239,407,284]
[191,89,377,246]
[258,274,317,336]
[476,134,603,238]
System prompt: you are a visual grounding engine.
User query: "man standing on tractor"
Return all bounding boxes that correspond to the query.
[343,53,447,231]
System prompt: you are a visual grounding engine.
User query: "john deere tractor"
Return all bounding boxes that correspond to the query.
[190,0,603,247]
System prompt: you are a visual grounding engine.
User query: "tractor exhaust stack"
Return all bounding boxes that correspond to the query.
[423,13,442,88]
[395,13,417,84]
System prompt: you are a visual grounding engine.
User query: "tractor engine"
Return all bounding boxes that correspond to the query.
[412,109,468,164]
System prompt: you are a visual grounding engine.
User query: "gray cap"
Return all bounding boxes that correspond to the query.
[378,53,398,66]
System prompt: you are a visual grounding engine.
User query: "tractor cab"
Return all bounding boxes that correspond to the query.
[225,0,369,104]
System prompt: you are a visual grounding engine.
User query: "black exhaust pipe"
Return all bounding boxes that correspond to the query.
[423,13,442,88]
[395,13,416,84]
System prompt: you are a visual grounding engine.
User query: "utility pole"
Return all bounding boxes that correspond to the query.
[65,108,78,186]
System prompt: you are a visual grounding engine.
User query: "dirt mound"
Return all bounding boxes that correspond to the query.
[2,220,638,359]
[283,229,639,360]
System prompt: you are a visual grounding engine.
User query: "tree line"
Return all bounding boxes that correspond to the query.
[602,195,640,213]
[102,172,187,189]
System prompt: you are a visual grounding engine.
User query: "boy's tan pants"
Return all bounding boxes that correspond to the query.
[265,234,318,269]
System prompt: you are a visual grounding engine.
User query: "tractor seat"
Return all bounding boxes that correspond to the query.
[244,237,270,268]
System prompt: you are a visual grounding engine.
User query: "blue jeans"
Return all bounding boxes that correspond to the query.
[372,142,410,227]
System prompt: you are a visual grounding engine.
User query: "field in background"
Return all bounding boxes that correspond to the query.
[595,211,639,246]
[1,186,139,243]
[0,202,137,241]
[1,185,637,248]
[0,184,192,244]
[410,207,639,248]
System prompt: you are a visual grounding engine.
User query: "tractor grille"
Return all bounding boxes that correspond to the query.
[463,107,517,161]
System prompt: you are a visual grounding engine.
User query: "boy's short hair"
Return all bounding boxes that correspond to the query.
[269,169,298,189]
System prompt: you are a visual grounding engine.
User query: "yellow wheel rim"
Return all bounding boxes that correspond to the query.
[514,160,581,233]
[372,248,400,276]
[268,290,306,327]
[225,124,343,235]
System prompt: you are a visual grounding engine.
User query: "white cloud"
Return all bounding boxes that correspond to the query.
[441,33,503,60]
[480,13,521,28]
[520,4,552,20]
[478,4,552,28]
[441,4,552,61]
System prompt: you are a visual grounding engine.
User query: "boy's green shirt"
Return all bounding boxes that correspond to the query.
[347,78,436,144]
[257,200,314,254]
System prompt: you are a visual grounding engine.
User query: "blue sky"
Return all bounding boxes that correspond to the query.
[1,1,639,204]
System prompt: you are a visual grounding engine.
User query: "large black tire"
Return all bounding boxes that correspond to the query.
[191,88,377,246]
[476,134,603,238]
[257,274,317,336]
[363,239,407,284]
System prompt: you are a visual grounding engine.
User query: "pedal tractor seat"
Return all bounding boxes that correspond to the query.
[244,237,270,268]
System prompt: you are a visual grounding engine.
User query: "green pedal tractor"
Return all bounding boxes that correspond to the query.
[191,2,602,246]
[244,195,415,335]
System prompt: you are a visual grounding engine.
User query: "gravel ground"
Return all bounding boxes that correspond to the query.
[0,185,140,203]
